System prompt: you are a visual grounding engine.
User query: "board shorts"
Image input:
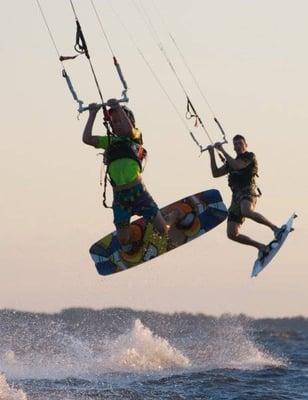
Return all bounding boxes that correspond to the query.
[228,187,258,225]
[112,182,159,229]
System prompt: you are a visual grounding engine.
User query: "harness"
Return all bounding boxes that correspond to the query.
[228,152,260,194]
[104,137,147,171]
[101,136,147,207]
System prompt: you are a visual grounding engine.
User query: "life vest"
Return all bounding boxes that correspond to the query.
[227,152,258,192]
[104,137,147,171]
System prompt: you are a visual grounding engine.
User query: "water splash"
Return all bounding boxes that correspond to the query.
[0,373,27,400]
[192,317,287,370]
[0,310,287,381]
[108,319,191,370]
[0,333,97,380]
[0,319,190,379]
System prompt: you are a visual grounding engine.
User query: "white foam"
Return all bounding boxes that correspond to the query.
[0,335,97,380]
[0,320,190,379]
[108,319,191,371]
[0,317,285,380]
[194,320,286,370]
[0,373,27,400]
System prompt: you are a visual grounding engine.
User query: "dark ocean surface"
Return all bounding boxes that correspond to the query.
[0,308,307,400]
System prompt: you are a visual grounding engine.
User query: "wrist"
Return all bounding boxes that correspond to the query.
[88,112,97,119]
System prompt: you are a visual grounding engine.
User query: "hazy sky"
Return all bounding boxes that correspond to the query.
[1,0,307,317]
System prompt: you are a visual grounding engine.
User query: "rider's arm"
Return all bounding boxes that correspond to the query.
[209,147,228,177]
[220,149,251,170]
[82,105,102,148]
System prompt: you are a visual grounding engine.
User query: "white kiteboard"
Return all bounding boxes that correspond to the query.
[251,213,297,278]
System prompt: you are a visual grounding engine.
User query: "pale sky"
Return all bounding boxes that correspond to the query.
[0,0,307,317]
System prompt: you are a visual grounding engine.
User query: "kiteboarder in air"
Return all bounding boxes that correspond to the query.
[208,134,285,259]
[82,100,172,252]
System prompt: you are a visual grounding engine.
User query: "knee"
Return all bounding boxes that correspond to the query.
[241,209,253,218]
[117,229,130,245]
[227,230,238,241]
[227,225,240,241]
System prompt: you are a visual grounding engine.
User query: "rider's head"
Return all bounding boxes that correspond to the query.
[122,105,135,127]
[109,105,136,137]
[233,134,247,155]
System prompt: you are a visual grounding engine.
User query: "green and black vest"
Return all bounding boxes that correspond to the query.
[104,137,147,170]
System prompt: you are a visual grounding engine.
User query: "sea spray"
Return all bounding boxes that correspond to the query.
[190,315,287,370]
[0,309,287,381]
[0,373,27,400]
[108,319,191,370]
[0,318,190,379]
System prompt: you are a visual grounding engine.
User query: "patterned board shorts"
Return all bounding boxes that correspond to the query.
[112,182,159,229]
[228,188,258,225]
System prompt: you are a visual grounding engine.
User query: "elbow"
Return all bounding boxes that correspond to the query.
[82,136,92,146]
[82,135,97,148]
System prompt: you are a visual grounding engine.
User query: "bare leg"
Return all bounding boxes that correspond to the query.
[152,211,170,235]
[240,199,278,232]
[164,208,186,227]
[117,226,131,247]
[117,211,169,249]
[227,221,266,250]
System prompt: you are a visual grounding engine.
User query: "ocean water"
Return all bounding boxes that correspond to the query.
[0,308,307,400]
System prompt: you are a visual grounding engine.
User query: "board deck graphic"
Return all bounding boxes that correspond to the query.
[90,189,228,275]
[251,213,297,278]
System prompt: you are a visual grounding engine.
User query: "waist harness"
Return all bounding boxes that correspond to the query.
[104,138,147,170]
[101,136,147,208]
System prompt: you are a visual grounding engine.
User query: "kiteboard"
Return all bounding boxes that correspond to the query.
[90,189,228,275]
[251,213,297,278]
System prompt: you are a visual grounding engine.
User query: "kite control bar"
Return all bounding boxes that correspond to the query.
[79,93,129,113]
[201,139,228,153]
[189,131,227,155]
[62,67,129,114]
[200,139,228,163]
